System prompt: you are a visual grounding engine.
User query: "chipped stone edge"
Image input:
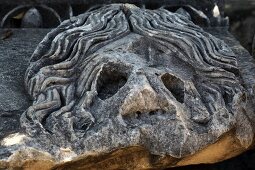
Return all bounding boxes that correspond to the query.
[0,130,248,170]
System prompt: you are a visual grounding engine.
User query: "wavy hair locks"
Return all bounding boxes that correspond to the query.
[21,4,251,145]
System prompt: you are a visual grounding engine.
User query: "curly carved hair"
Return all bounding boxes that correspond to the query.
[21,4,251,146]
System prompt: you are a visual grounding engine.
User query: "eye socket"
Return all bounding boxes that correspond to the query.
[96,64,128,100]
[161,73,185,103]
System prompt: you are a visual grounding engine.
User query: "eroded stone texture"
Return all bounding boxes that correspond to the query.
[0,29,49,141]
[1,4,255,170]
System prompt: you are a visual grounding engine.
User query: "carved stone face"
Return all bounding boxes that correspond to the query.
[88,33,200,127]
[21,4,253,157]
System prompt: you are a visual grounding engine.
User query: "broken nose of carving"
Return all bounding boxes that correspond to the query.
[119,84,160,116]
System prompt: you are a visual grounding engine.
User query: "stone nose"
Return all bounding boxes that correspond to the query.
[119,84,160,116]
[117,71,185,119]
[118,75,161,117]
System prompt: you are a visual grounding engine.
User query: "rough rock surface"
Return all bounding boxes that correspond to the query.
[0,4,255,170]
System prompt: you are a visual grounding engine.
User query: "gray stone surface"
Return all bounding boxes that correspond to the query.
[0,29,49,139]
[0,4,255,170]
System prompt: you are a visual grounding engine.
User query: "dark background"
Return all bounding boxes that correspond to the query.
[225,0,255,57]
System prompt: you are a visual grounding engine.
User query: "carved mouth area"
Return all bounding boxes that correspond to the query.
[122,109,176,126]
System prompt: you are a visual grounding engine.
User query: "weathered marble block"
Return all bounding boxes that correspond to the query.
[0,4,255,170]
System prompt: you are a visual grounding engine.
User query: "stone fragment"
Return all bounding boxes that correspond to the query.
[0,4,255,170]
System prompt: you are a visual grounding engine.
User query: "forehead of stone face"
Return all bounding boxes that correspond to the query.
[95,32,194,81]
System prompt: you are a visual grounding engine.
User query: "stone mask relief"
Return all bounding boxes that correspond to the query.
[20,4,253,158]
